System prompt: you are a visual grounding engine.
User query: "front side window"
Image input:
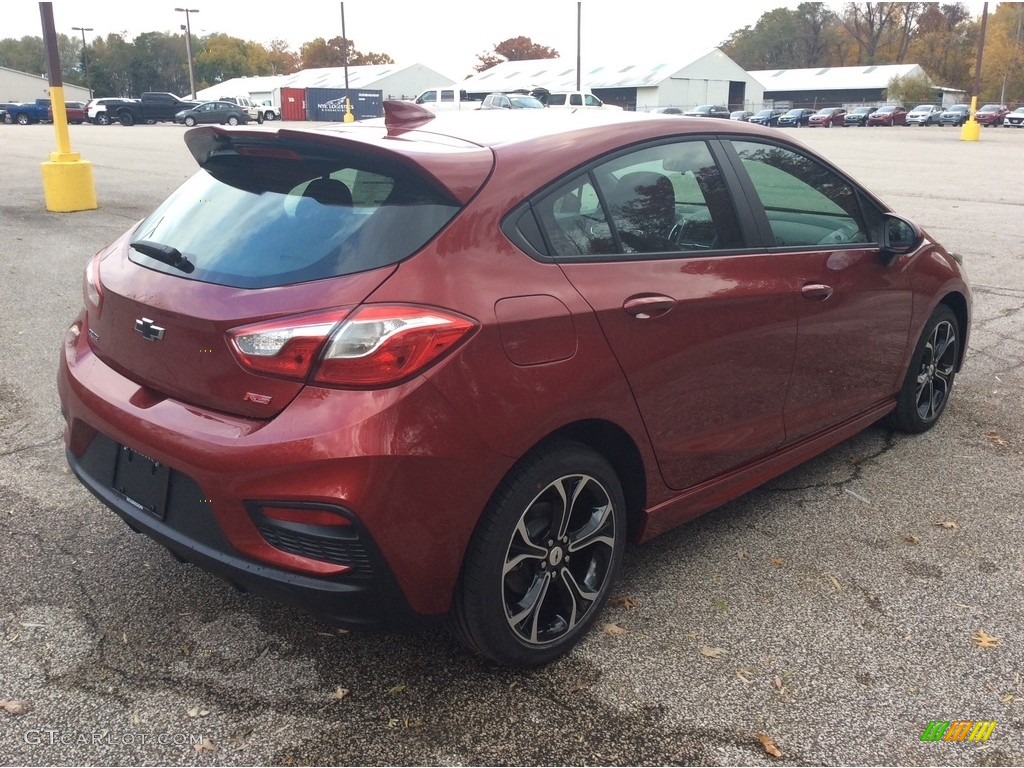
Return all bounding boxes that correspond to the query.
[731,140,877,248]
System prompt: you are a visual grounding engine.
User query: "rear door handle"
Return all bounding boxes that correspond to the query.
[801,283,833,301]
[623,295,676,319]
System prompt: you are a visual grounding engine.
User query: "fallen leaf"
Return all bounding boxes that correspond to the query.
[770,557,785,567]
[388,683,408,695]
[827,575,843,592]
[19,622,45,628]
[609,596,637,610]
[567,681,590,694]
[985,431,1009,447]
[186,706,211,718]
[334,628,350,636]
[736,549,748,560]
[331,687,351,701]
[0,699,31,715]
[972,629,1001,648]
[193,737,217,754]
[903,534,920,545]
[756,731,784,758]
[1001,694,1015,704]
[735,669,755,685]
[699,645,726,659]
[686,631,701,640]
[936,521,960,530]
[603,622,628,637]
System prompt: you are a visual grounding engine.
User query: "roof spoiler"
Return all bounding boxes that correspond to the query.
[384,100,435,131]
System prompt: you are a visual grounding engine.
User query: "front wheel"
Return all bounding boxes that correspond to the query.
[17,113,30,125]
[184,116,196,127]
[889,305,960,433]
[451,441,626,667]
[118,111,135,126]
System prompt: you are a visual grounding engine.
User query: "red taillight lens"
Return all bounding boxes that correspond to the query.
[228,309,353,381]
[228,305,476,387]
[313,305,476,387]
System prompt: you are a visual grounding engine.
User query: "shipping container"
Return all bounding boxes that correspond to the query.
[280,87,306,121]
[306,88,383,121]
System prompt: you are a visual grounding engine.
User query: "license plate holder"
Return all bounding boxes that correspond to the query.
[113,445,170,521]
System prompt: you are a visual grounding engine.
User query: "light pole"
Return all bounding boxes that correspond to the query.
[174,7,199,100]
[340,2,353,122]
[72,26,93,98]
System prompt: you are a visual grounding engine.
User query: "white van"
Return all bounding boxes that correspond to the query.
[540,90,622,110]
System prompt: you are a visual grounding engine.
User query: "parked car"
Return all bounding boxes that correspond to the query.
[480,93,546,110]
[749,108,785,126]
[53,101,87,124]
[534,90,621,110]
[58,101,971,667]
[258,99,280,121]
[218,95,263,123]
[975,103,1009,126]
[867,105,908,126]
[777,108,816,127]
[1004,106,1024,127]
[843,106,877,126]
[106,92,202,126]
[683,104,730,118]
[808,107,847,127]
[173,100,251,126]
[730,110,755,121]
[86,97,134,125]
[939,104,970,126]
[906,104,943,126]
[649,106,683,115]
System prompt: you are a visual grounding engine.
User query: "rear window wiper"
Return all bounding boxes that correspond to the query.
[131,240,195,274]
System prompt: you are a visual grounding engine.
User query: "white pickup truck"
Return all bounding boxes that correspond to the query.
[413,87,475,112]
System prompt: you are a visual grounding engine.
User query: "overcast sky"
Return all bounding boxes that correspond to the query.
[7,0,999,80]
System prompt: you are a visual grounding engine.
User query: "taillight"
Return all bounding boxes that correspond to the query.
[84,254,102,313]
[228,308,352,381]
[313,305,476,387]
[228,305,476,387]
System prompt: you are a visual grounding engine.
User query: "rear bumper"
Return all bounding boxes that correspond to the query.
[57,316,510,622]
[66,433,412,628]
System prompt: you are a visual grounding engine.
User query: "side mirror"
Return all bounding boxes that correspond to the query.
[880,213,922,262]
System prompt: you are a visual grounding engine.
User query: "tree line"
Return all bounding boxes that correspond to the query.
[722,2,1024,103]
[1,2,1021,103]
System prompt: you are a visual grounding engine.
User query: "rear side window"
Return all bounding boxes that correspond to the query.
[130,148,459,289]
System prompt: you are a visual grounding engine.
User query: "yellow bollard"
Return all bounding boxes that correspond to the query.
[40,85,98,211]
[961,96,981,142]
[344,96,355,123]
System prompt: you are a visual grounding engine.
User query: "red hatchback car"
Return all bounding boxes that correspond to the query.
[58,102,971,666]
[808,107,847,127]
[867,105,908,126]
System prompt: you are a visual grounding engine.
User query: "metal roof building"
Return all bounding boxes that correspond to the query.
[748,63,962,108]
[196,63,454,104]
[450,49,766,112]
[0,66,91,103]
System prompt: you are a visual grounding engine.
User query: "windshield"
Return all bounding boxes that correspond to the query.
[877,107,895,113]
[786,109,803,116]
[852,107,871,114]
[130,146,460,289]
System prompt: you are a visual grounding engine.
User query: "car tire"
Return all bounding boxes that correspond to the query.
[889,305,960,434]
[450,440,627,667]
[227,116,240,126]
[96,113,110,126]
[17,113,30,125]
[184,116,196,127]
[118,111,135,126]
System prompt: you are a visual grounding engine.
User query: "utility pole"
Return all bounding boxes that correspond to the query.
[962,2,988,142]
[174,7,199,100]
[341,2,354,122]
[576,2,581,91]
[71,26,93,98]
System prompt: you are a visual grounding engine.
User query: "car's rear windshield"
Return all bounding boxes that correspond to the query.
[130,146,460,289]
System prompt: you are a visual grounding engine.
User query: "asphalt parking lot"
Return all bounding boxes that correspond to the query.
[1,119,1022,766]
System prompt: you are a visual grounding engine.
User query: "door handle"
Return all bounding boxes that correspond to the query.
[800,283,833,301]
[623,295,676,319]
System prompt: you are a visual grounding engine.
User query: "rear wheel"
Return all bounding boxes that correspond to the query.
[96,113,111,126]
[227,115,240,126]
[451,441,626,667]
[889,305,960,433]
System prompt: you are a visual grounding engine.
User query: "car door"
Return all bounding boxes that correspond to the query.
[722,139,913,442]
[526,138,800,490]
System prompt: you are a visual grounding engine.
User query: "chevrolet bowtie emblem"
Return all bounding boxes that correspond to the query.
[134,317,166,341]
